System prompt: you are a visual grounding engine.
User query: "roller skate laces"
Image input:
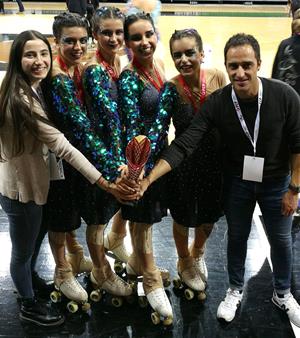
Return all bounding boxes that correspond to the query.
[66,251,93,275]
[194,255,208,282]
[91,266,132,296]
[143,269,173,319]
[177,257,205,291]
[54,268,88,302]
[104,232,130,263]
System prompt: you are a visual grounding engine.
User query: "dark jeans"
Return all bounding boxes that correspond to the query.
[0,194,42,298]
[16,0,24,12]
[223,175,292,293]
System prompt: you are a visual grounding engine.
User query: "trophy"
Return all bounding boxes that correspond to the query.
[126,135,151,182]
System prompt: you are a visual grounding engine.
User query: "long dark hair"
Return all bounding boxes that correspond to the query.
[0,30,53,161]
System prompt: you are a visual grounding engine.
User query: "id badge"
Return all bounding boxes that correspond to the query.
[242,155,264,182]
[49,153,65,180]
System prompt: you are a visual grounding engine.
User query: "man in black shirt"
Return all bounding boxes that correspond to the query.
[136,33,300,326]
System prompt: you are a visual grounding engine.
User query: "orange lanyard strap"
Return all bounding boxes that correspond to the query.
[132,58,164,92]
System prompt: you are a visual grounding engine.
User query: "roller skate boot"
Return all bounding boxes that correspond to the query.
[89,261,133,307]
[194,254,208,283]
[143,269,173,326]
[126,256,171,287]
[104,232,130,273]
[50,267,90,313]
[66,250,93,275]
[190,246,208,283]
[174,256,206,301]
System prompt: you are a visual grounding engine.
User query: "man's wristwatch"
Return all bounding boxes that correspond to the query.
[288,183,300,194]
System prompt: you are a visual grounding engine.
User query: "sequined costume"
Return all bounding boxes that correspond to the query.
[152,70,225,227]
[118,68,168,223]
[43,73,120,231]
[82,63,126,221]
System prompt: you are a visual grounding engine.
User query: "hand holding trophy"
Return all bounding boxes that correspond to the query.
[116,135,151,204]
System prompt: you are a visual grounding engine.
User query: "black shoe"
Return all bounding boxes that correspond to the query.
[20,298,64,327]
[32,271,54,296]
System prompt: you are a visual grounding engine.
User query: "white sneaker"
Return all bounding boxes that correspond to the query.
[272,291,300,327]
[217,288,243,322]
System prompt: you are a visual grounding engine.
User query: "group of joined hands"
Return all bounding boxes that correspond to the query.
[100,165,151,204]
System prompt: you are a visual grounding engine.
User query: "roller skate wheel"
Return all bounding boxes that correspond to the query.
[173,278,182,289]
[67,301,79,313]
[163,278,171,288]
[197,291,206,301]
[163,316,173,326]
[82,302,91,312]
[138,296,148,308]
[114,260,124,274]
[184,288,194,300]
[50,290,61,303]
[90,290,102,302]
[112,296,123,308]
[151,312,160,325]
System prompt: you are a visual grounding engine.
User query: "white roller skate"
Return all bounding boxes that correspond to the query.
[190,245,208,283]
[50,267,90,313]
[126,256,171,287]
[104,232,130,273]
[194,254,208,283]
[174,256,206,301]
[89,262,133,307]
[66,250,93,275]
[143,269,173,326]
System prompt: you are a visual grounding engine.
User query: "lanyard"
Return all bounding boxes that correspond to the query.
[96,49,119,82]
[56,55,84,104]
[132,58,164,92]
[178,70,206,113]
[231,78,263,156]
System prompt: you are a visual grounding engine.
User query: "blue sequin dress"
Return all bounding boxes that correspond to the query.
[43,72,120,231]
[153,81,223,227]
[118,68,168,224]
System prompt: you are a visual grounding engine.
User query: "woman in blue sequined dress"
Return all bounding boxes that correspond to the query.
[82,6,134,293]
[150,29,226,292]
[118,12,173,322]
[43,12,133,302]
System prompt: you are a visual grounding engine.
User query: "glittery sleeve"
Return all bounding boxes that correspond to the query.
[148,82,178,164]
[50,73,117,181]
[83,64,124,174]
[118,69,145,145]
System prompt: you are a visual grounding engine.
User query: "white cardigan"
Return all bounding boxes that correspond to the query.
[0,96,101,205]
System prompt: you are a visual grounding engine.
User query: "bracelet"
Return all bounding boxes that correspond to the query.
[98,176,111,192]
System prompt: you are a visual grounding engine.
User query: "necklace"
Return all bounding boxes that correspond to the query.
[132,58,164,92]
[96,49,119,82]
[178,70,206,113]
[56,55,84,103]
